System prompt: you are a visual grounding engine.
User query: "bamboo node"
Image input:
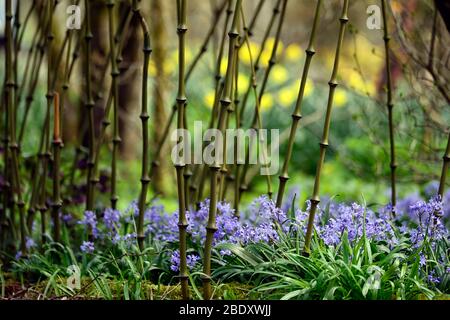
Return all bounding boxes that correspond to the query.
[140,177,151,184]
[328,80,338,88]
[306,48,316,56]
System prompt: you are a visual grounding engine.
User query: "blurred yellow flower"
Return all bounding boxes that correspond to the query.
[204,90,216,109]
[220,57,228,76]
[292,78,314,98]
[285,43,303,62]
[260,50,272,68]
[259,38,284,68]
[304,79,314,98]
[170,48,193,65]
[259,94,274,112]
[265,37,284,56]
[148,61,157,77]
[237,73,249,94]
[163,60,176,75]
[334,88,348,108]
[347,70,376,96]
[278,86,297,108]
[240,41,260,65]
[271,65,289,84]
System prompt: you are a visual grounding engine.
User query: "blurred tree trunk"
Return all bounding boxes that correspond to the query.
[150,0,172,195]
[118,5,141,160]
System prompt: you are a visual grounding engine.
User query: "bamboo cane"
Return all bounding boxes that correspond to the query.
[381,0,397,215]
[276,0,322,208]
[203,0,243,300]
[303,0,349,255]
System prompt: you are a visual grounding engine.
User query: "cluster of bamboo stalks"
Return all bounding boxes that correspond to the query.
[0,0,449,301]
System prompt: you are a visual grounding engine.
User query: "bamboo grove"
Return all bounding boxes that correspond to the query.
[0,0,449,300]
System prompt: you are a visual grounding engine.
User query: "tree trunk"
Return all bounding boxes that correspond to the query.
[150,0,172,195]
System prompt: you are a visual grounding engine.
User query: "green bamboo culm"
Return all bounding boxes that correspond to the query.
[5,0,27,254]
[203,0,243,301]
[1,1,12,250]
[91,3,133,212]
[37,0,57,245]
[51,92,62,243]
[150,0,228,194]
[239,0,288,202]
[303,0,349,256]
[109,0,122,211]
[217,13,241,203]
[194,0,234,206]
[238,0,282,128]
[381,0,397,215]
[107,0,122,209]
[438,133,450,198]
[133,0,153,251]
[276,0,322,208]
[175,0,190,300]
[84,0,96,238]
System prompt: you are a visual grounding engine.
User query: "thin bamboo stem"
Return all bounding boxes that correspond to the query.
[175,0,190,300]
[84,0,96,216]
[51,92,62,243]
[150,0,228,191]
[239,0,288,201]
[109,0,121,211]
[238,0,282,127]
[303,0,349,256]
[203,0,242,300]
[381,0,397,215]
[133,1,153,251]
[5,0,27,254]
[276,0,322,208]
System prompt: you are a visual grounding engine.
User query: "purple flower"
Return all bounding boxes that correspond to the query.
[170,250,200,272]
[15,251,22,260]
[419,254,426,267]
[427,270,440,284]
[79,211,99,238]
[103,208,121,231]
[80,241,95,254]
[62,214,74,223]
[25,237,36,250]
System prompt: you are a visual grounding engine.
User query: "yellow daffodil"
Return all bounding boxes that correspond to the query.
[170,48,193,65]
[265,37,284,56]
[292,78,314,98]
[259,94,274,112]
[334,88,348,108]
[347,70,376,96]
[220,57,228,76]
[285,43,303,62]
[237,73,249,94]
[259,50,272,68]
[240,41,260,65]
[278,86,297,108]
[163,60,176,75]
[204,90,216,109]
[148,61,157,77]
[304,78,314,98]
[271,65,289,84]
